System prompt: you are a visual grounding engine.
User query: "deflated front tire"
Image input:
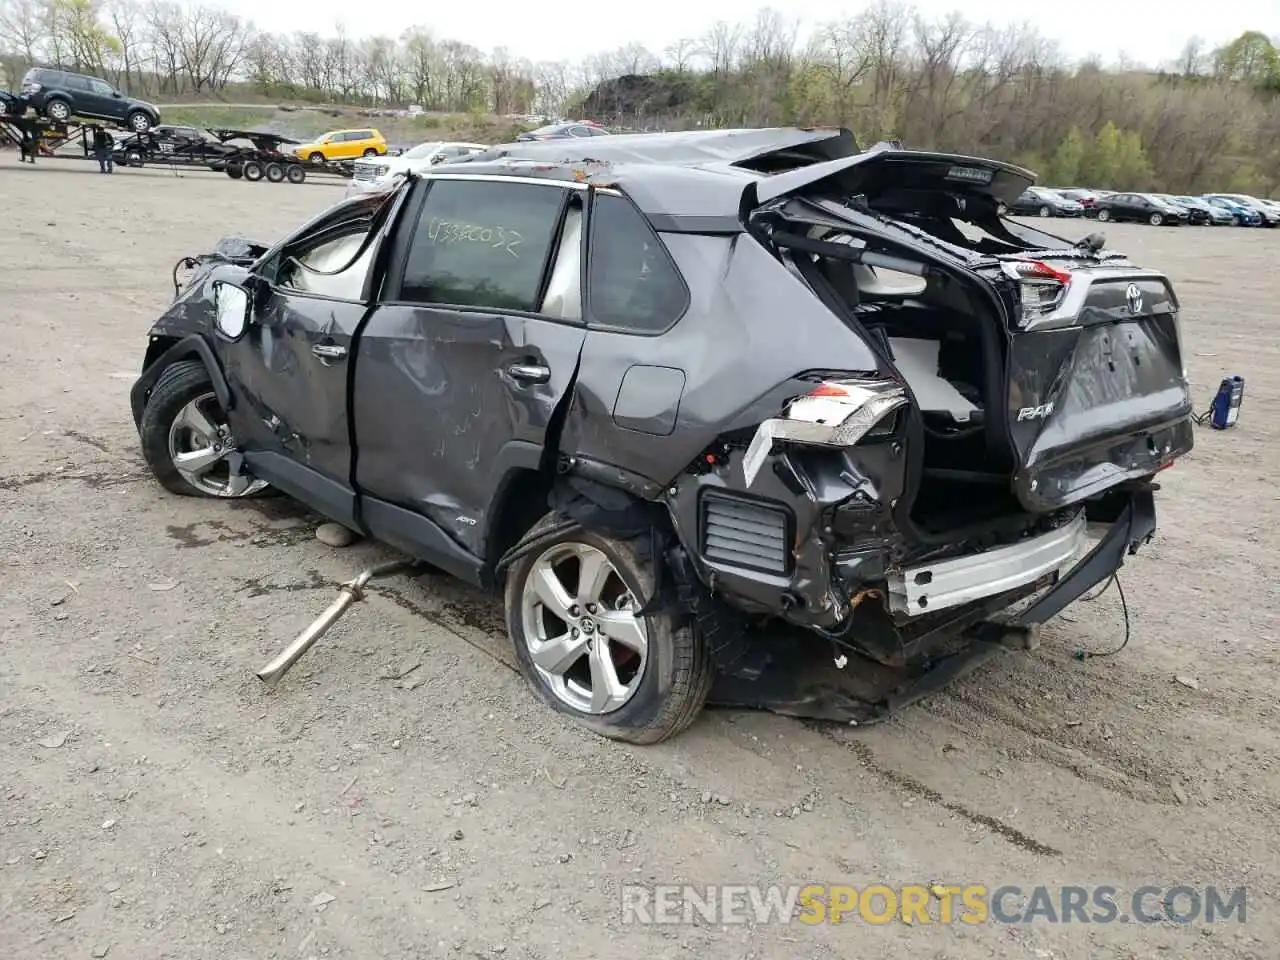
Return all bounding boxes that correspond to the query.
[138,360,267,499]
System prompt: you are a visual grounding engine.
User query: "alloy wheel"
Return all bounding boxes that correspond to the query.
[166,392,266,497]
[519,542,649,715]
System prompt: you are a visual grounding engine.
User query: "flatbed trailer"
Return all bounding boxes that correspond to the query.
[205,128,353,184]
[1,112,105,160]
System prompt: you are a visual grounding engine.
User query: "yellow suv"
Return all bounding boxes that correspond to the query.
[294,128,387,163]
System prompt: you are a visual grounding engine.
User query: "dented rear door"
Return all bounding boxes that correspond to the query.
[1002,264,1194,512]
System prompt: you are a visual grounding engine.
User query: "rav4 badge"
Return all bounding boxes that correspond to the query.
[1016,402,1055,422]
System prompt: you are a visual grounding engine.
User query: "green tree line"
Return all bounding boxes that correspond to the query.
[1,0,1278,194]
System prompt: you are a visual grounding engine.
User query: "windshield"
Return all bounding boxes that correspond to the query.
[403,142,443,159]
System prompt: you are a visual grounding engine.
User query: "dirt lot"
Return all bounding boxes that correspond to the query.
[1,153,1276,960]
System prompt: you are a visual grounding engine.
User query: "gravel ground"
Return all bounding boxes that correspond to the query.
[1,153,1277,960]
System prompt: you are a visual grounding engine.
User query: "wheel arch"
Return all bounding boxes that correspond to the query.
[130,334,232,431]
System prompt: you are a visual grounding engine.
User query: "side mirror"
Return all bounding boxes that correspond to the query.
[213,281,251,340]
[430,153,446,164]
[112,91,122,98]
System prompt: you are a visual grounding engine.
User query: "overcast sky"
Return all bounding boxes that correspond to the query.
[217,0,1273,69]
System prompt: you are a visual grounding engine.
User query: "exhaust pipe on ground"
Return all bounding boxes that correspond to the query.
[256,559,415,688]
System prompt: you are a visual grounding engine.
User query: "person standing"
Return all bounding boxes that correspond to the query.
[18,121,38,164]
[91,125,114,173]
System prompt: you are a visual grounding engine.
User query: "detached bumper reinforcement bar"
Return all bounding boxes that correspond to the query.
[888,510,1088,617]
[1015,487,1156,625]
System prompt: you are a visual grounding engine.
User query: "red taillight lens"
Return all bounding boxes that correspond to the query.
[1011,260,1072,285]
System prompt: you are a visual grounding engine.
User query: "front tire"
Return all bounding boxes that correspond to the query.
[127,110,152,133]
[362,147,379,157]
[138,361,266,499]
[504,515,713,745]
[1149,213,1164,226]
[45,98,71,122]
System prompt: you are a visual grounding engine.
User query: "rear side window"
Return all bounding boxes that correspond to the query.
[586,193,688,334]
[398,179,566,312]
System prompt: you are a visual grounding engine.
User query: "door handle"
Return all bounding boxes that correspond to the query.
[506,362,550,384]
[312,342,347,363]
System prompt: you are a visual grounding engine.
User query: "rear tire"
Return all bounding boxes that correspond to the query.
[504,514,713,745]
[996,202,1008,216]
[138,361,267,499]
[44,98,70,122]
[124,148,144,167]
[362,147,379,157]
[265,162,285,183]
[286,164,306,184]
[242,160,264,181]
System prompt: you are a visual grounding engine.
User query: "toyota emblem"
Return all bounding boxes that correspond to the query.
[1125,283,1144,315]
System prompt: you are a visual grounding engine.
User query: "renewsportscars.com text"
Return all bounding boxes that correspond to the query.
[620,884,1248,926]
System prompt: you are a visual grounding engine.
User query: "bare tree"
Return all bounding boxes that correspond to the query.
[663,38,698,73]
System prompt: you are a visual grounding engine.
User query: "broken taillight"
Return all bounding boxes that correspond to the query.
[1003,260,1072,326]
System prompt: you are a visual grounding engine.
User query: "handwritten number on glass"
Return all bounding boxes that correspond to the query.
[426,218,522,259]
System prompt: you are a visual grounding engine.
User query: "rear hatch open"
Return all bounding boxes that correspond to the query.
[745,144,1194,519]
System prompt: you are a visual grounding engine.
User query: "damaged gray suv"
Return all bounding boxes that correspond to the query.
[130,128,1193,743]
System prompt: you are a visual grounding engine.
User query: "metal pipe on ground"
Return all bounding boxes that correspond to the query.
[256,559,415,688]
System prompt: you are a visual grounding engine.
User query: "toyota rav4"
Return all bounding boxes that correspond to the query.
[129,129,1193,743]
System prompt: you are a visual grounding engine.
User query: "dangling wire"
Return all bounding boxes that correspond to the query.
[1073,573,1131,660]
[1073,503,1136,661]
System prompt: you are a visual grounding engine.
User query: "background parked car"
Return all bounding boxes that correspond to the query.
[1204,194,1279,227]
[1094,192,1189,225]
[1153,194,1214,225]
[1201,196,1260,226]
[515,120,611,140]
[347,140,489,197]
[1004,186,1084,217]
[19,67,159,132]
[1054,188,1102,214]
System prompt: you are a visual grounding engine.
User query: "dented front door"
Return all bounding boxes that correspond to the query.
[218,228,379,528]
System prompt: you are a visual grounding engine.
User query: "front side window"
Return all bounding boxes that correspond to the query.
[277,227,376,301]
[88,79,113,96]
[398,179,567,312]
[586,193,688,334]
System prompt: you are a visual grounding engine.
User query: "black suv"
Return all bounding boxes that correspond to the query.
[20,67,159,132]
[129,130,1192,743]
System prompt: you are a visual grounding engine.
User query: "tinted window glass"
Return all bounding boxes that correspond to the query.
[278,228,375,301]
[88,79,113,95]
[400,179,565,311]
[64,76,90,90]
[586,193,687,333]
